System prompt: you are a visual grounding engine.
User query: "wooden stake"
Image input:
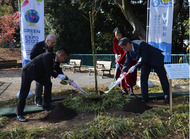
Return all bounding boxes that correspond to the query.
[169,79,172,112]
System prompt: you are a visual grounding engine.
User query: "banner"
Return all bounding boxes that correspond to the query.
[148,0,174,62]
[20,0,44,66]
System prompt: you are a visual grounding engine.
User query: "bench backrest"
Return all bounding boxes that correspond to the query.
[97,61,112,70]
[70,59,81,67]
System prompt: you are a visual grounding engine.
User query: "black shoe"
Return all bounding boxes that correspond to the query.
[42,104,52,110]
[141,99,149,103]
[17,115,27,122]
[164,95,169,104]
[164,98,169,104]
[123,88,128,94]
[35,102,42,107]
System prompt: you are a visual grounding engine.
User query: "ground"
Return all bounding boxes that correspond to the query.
[0,48,22,63]
[0,48,189,138]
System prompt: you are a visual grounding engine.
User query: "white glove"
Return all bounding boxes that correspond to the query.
[115,54,119,59]
[116,78,122,85]
[58,74,66,80]
[129,66,136,73]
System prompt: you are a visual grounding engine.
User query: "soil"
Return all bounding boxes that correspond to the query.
[123,96,152,113]
[41,102,78,123]
[0,48,22,63]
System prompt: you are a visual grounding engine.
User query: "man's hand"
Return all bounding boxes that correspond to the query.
[129,66,136,73]
[58,74,66,80]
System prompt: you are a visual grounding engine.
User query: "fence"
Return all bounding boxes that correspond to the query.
[64,54,189,68]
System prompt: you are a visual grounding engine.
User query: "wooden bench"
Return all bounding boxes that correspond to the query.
[61,59,81,73]
[88,61,112,77]
[0,60,19,69]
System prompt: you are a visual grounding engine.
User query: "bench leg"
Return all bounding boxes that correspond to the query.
[88,70,91,75]
[101,71,104,78]
[73,68,75,73]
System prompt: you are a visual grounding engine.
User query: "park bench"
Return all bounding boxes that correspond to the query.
[0,60,19,69]
[61,59,81,73]
[88,61,112,78]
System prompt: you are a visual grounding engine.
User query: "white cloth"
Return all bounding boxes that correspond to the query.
[129,66,136,73]
[58,74,66,80]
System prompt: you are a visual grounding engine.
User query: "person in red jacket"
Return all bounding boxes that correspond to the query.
[113,27,137,94]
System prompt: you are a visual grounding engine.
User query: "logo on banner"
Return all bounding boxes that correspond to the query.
[161,0,171,5]
[25,9,40,26]
[151,0,160,7]
[21,0,43,8]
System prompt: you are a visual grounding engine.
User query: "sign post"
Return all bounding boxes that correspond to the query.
[164,63,190,112]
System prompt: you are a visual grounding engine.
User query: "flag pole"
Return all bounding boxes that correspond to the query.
[146,0,150,43]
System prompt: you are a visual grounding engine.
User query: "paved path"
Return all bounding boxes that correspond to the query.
[0,68,114,101]
[1,68,188,101]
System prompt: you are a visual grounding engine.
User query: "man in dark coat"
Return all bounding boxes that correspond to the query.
[117,37,169,104]
[17,49,67,122]
[30,34,56,107]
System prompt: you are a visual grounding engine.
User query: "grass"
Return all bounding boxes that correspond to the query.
[62,91,130,112]
[61,95,189,139]
[0,86,189,138]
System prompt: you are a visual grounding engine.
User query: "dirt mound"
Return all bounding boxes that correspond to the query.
[41,102,77,123]
[123,96,152,114]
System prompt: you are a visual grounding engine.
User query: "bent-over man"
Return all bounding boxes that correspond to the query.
[17,49,68,122]
[117,37,169,104]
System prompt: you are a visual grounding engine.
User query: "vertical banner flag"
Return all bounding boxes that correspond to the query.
[20,0,44,66]
[148,0,174,62]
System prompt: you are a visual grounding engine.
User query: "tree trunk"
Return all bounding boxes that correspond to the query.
[173,0,183,21]
[115,0,183,41]
[116,0,146,40]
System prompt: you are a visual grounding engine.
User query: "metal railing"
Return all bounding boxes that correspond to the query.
[64,54,189,68]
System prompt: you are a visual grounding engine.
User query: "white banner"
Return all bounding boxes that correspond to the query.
[148,0,174,62]
[20,0,44,66]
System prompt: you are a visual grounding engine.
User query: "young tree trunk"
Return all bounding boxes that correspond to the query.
[89,11,98,94]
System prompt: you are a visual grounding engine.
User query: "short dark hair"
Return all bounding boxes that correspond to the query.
[56,49,68,56]
[118,37,131,46]
[113,27,125,37]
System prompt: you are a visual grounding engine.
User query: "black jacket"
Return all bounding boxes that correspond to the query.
[30,41,53,60]
[122,40,164,73]
[23,52,63,82]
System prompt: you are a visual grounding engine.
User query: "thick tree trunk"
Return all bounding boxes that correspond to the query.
[115,0,183,41]
[116,0,146,40]
[173,0,183,21]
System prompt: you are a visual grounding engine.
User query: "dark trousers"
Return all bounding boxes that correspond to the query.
[35,81,43,104]
[17,70,52,116]
[140,64,169,101]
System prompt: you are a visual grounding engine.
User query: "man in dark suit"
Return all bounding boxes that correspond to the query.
[30,34,56,107]
[117,37,169,104]
[17,49,68,122]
